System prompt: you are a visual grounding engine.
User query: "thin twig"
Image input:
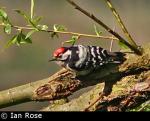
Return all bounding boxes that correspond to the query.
[48,30,117,40]
[66,0,142,55]
[110,26,115,52]
[31,0,35,20]
[0,23,117,40]
[104,0,138,51]
[84,93,104,111]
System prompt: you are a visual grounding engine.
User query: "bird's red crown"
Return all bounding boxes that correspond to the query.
[53,47,66,57]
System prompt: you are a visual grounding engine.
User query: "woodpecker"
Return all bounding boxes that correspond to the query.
[49,45,126,78]
[49,45,126,110]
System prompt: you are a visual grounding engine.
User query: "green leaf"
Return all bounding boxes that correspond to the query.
[53,24,67,31]
[64,36,79,45]
[4,24,11,34]
[33,16,42,24]
[37,25,48,31]
[29,20,37,28]
[25,37,32,44]
[15,9,37,28]
[25,29,36,39]
[0,9,7,19]
[5,35,18,48]
[118,41,129,49]
[53,24,57,31]
[0,9,12,25]
[15,33,21,46]
[94,25,102,36]
[18,32,32,45]
[5,32,32,48]
[72,36,79,41]
[15,32,32,46]
[15,9,29,20]
[63,39,75,45]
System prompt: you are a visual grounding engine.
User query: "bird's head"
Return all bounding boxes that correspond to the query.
[49,47,71,67]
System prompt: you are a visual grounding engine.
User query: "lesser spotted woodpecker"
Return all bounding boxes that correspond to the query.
[49,45,125,77]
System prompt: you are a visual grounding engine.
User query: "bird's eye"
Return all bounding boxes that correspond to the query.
[58,54,62,57]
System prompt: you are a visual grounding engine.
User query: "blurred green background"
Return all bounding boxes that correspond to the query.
[0,0,150,111]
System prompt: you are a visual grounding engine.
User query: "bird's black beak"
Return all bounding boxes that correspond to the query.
[48,57,57,62]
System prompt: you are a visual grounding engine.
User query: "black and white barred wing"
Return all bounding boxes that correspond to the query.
[86,46,125,68]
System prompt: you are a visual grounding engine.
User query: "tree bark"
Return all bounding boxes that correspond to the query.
[0,44,150,111]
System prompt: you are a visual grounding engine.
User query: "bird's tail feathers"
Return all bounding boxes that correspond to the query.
[108,51,126,64]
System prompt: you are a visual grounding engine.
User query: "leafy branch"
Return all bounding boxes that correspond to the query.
[1,0,142,55]
[0,7,117,48]
[66,0,142,55]
[104,0,139,52]
[0,0,143,53]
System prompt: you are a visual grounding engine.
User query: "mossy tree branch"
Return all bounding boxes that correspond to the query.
[0,44,150,110]
[0,69,81,109]
[42,44,150,111]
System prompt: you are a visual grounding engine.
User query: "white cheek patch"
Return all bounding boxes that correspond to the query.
[61,50,72,60]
